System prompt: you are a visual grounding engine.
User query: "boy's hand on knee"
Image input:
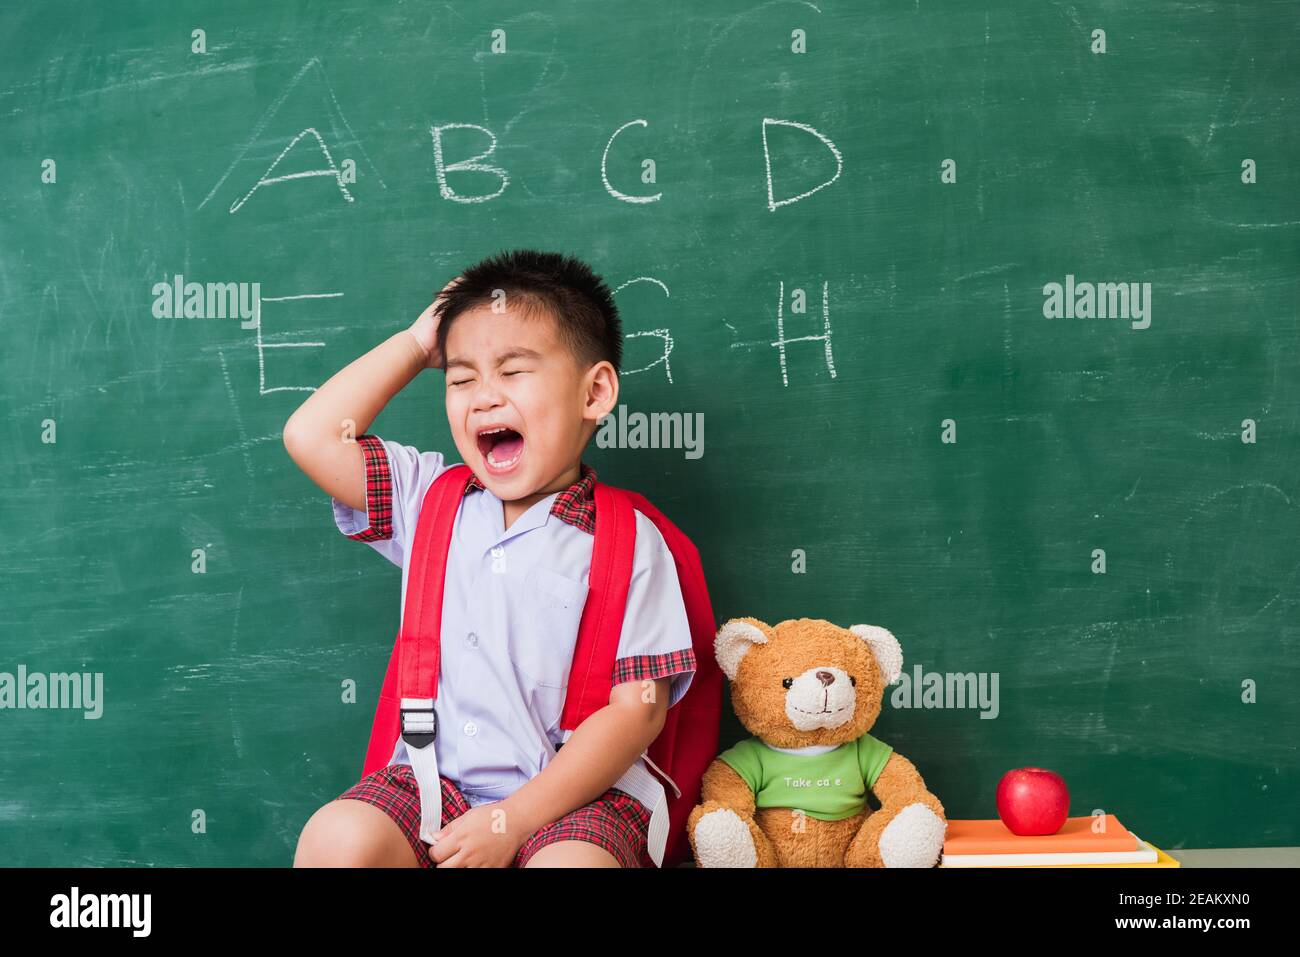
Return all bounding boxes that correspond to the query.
[428,801,525,868]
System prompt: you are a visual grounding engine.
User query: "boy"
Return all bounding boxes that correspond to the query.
[287,250,697,867]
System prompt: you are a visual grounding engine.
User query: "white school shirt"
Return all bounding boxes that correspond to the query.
[331,435,697,866]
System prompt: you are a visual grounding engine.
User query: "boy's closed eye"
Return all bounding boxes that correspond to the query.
[448,369,528,386]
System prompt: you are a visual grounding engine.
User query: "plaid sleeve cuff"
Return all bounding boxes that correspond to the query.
[342,434,394,542]
[613,648,697,707]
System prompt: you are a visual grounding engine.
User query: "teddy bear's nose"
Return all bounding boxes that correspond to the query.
[816,671,835,686]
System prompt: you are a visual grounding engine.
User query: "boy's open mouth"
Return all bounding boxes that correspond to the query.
[476,425,525,473]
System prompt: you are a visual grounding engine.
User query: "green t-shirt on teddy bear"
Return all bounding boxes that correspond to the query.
[716,734,894,821]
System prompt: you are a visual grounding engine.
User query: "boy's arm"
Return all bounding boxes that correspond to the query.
[499,677,671,838]
[282,286,453,511]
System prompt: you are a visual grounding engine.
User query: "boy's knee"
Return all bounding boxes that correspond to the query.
[294,799,409,867]
[523,839,621,868]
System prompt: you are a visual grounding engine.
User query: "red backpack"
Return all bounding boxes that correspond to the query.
[361,463,722,867]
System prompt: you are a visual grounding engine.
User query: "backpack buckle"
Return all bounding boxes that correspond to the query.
[400,699,437,750]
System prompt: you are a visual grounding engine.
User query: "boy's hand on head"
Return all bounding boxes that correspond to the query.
[408,276,462,370]
[427,801,525,868]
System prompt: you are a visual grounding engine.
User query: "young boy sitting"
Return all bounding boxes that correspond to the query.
[286,250,697,868]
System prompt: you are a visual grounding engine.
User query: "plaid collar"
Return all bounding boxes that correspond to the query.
[464,462,597,535]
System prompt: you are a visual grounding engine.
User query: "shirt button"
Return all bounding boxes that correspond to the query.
[463,721,477,737]
[467,631,478,648]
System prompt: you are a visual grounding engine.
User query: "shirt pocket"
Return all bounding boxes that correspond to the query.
[511,566,589,692]
[509,565,588,735]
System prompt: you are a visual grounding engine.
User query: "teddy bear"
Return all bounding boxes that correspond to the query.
[687,617,947,867]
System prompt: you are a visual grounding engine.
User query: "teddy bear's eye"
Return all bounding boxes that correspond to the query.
[850,676,856,686]
[781,678,793,689]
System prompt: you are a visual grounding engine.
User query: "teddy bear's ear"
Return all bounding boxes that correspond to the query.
[849,624,903,684]
[714,618,770,681]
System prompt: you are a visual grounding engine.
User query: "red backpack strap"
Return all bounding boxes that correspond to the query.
[620,488,724,867]
[559,482,637,730]
[364,464,474,779]
[620,490,720,686]
[397,463,474,712]
[393,461,475,845]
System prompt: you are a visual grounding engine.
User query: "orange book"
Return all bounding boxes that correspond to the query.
[944,815,1138,856]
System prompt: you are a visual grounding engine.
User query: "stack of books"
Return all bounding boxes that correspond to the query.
[939,815,1179,867]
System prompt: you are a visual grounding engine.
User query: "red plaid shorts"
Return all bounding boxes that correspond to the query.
[338,763,655,868]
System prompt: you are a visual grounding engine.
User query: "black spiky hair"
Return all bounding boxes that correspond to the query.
[434,249,622,374]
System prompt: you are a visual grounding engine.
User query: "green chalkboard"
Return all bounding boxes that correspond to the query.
[1,0,1297,866]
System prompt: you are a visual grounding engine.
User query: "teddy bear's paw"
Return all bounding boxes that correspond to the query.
[878,803,946,868]
[692,808,759,868]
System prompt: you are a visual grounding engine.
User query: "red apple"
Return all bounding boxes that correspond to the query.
[996,767,1069,836]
